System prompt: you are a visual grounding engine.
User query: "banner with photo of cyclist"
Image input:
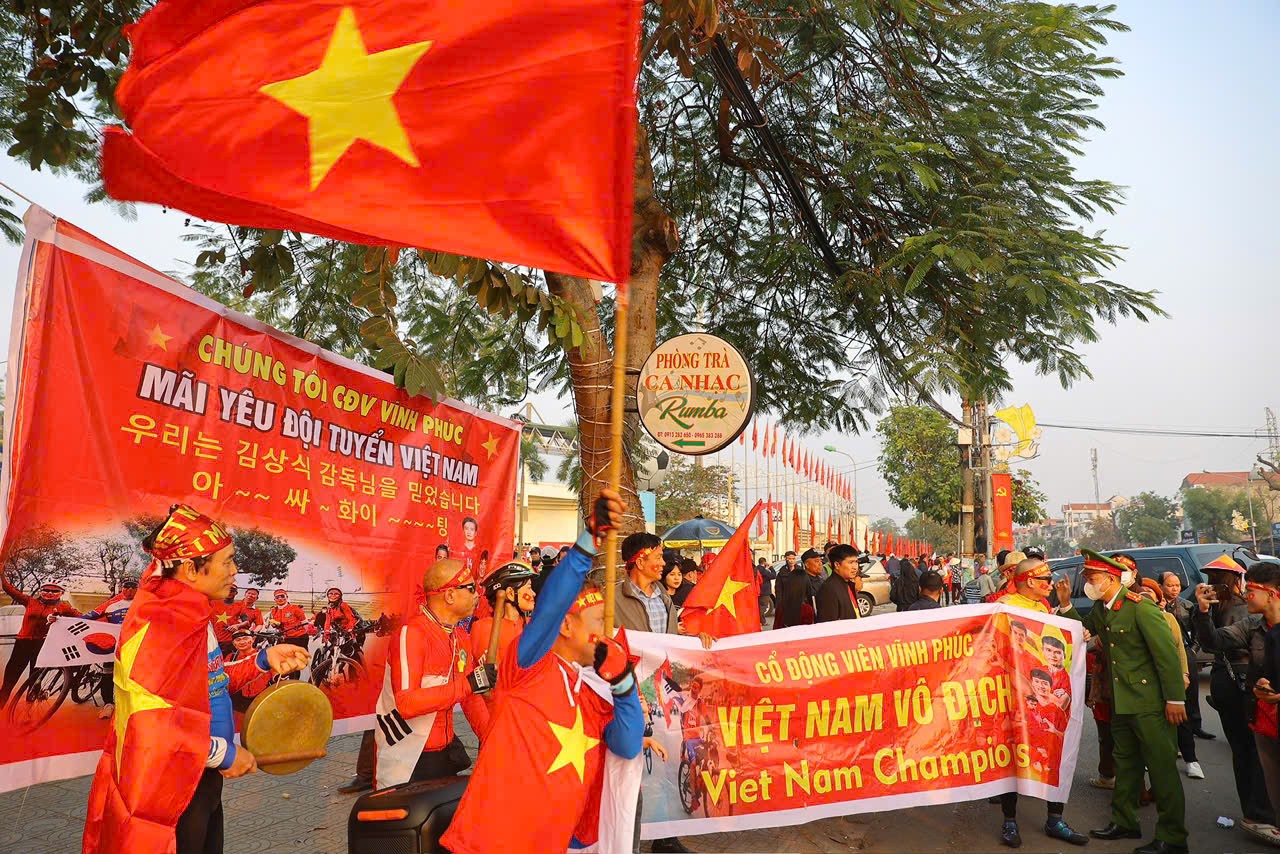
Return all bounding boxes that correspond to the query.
[0,208,519,793]
[630,603,1084,839]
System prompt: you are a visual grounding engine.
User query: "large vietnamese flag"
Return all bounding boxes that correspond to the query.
[103,0,642,282]
[680,501,764,637]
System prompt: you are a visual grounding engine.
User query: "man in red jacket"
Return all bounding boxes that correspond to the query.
[83,504,308,854]
[442,488,644,854]
[372,558,492,787]
[266,589,310,649]
[0,576,81,706]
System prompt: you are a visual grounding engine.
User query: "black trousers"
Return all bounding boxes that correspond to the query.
[1210,667,1276,824]
[0,638,44,705]
[100,664,115,705]
[176,769,224,854]
[1000,792,1065,820]
[409,736,471,781]
[1186,662,1203,731]
[1096,718,1116,779]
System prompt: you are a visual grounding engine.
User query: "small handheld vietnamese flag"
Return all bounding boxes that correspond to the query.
[102,0,643,282]
[680,501,763,637]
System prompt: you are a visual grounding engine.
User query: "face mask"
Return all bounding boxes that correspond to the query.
[1120,570,1135,587]
[1083,580,1106,601]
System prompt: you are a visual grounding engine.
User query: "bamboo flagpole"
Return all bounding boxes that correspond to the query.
[602,285,629,632]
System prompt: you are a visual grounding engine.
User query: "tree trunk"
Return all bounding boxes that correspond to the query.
[545,123,678,536]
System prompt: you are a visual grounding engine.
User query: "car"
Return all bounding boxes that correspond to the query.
[1050,543,1265,616]
[857,558,893,617]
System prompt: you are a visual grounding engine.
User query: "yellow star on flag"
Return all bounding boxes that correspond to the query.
[215,612,231,624]
[147,323,173,351]
[112,622,173,764]
[709,577,750,619]
[546,707,599,782]
[259,7,433,190]
[481,432,499,461]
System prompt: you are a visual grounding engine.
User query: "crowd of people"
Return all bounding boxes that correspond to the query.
[9,493,1276,854]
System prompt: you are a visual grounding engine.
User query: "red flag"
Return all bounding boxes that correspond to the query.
[792,506,801,552]
[103,0,642,283]
[863,528,869,551]
[739,430,745,446]
[826,516,834,544]
[752,421,758,451]
[84,577,221,852]
[770,425,778,457]
[681,502,764,637]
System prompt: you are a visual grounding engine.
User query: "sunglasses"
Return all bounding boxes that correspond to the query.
[438,582,477,594]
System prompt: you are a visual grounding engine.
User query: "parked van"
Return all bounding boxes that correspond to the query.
[1050,544,1264,615]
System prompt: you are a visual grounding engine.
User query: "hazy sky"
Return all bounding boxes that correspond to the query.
[0,1,1275,526]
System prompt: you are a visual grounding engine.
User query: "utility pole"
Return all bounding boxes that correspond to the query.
[958,400,976,558]
[1091,448,1101,506]
[977,398,994,557]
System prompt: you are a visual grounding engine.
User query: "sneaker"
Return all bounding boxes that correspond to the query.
[1001,820,1022,848]
[1088,776,1115,789]
[97,703,114,721]
[1045,818,1089,846]
[1185,762,1205,780]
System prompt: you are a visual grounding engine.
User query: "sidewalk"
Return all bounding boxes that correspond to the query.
[0,711,872,853]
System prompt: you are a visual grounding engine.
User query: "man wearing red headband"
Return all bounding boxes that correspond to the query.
[1058,550,1187,854]
[371,557,492,788]
[443,489,645,854]
[991,558,1088,848]
[83,505,310,854]
[0,574,81,706]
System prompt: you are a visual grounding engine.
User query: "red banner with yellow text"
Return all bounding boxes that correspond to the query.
[0,208,518,792]
[631,603,1084,837]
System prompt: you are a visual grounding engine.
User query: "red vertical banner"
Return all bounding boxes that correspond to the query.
[991,472,1015,553]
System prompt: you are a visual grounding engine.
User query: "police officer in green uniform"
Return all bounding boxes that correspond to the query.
[1057,550,1188,854]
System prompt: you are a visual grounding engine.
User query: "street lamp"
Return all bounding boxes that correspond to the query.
[824,445,859,533]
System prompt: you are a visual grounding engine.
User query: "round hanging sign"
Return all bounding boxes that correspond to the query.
[637,333,754,456]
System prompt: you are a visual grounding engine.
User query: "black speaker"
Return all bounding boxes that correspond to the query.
[347,776,469,854]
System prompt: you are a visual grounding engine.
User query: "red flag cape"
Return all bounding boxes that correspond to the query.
[680,502,763,637]
[103,0,642,282]
[84,577,213,853]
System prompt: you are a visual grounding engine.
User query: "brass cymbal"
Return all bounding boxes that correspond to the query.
[241,681,334,775]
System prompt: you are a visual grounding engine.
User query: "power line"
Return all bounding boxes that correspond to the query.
[1038,421,1264,439]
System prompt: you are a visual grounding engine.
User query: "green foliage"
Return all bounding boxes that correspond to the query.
[230,528,298,587]
[870,517,902,536]
[905,515,957,553]
[644,1,1160,422]
[1,0,1163,429]
[1011,470,1048,526]
[877,405,963,523]
[1078,514,1125,551]
[1182,487,1253,543]
[655,457,737,533]
[1116,492,1179,546]
[520,434,548,483]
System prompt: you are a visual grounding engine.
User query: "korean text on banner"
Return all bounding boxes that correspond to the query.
[0,207,519,793]
[630,603,1084,839]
